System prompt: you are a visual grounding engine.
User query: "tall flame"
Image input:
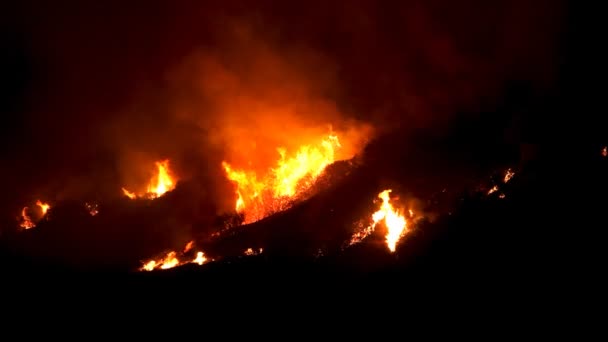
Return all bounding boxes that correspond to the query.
[122,159,176,199]
[348,190,410,252]
[372,190,408,252]
[223,134,341,223]
[147,160,175,198]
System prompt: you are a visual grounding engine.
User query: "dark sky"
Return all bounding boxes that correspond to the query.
[0,0,571,219]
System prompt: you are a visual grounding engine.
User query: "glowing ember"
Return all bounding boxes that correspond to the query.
[487,185,499,195]
[19,207,35,229]
[223,134,342,223]
[244,247,263,256]
[603,146,607,157]
[123,159,176,199]
[348,223,375,246]
[85,202,99,216]
[35,200,50,216]
[192,251,207,265]
[504,168,515,183]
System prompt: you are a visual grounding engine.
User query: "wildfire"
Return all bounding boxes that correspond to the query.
[140,240,209,271]
[373,190,408,252]
[183,240,194,253]
[223,134,342,223]
[488,168,516,197]
[504,168,515,183]
[193,252,206,265]
[19,207,35,229]
[123,159,176,199]
[36,200,50,216]
[18,200,51,229]
[244,247,263,256]
[348,190,410,252]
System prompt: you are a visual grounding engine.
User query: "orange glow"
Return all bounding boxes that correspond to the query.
[192,252,207,265]
[122,188,137,199]
[140,251,180,271]
[140,240,209,271]
[35,200,50,216]
[147,160,175,198]
[602,146,607,157]
[123,159,176,200]
[85,202,99,216]
[19,207,35,230]
[183,241,194,253]
[223,134,342,223]
[244,247,263,256]
[504,168,515,183]
[487,185,498,195]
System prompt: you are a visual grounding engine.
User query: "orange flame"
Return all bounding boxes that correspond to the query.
[122,188,137,199]
[141,251,180,271]
[36,200,50,216]
[372,190,408,252]
[223,134,341,223]
[140,240,209,271]
[183,241,194,253]
[19,207,35,230]
[244,247,263,256]
[192,251,207,265]
[147,160,175,198]
[123,159,176,199]
[504,168,515,183]
[602,146,607,157]
[348,190,410,252]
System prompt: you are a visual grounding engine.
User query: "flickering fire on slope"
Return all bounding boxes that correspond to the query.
[19,207,35,230]
[36,200,50,215]
[141,242,208,271]
[487,168,516,197]
[349,190,411,252]
[223,134,342,223]
[19,200,51,229]
[122,159,176,200]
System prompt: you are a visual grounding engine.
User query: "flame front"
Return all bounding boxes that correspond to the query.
[140,240,209,271]
[223,134,341,223]
[36,200,50,216]
[123,159,176,199]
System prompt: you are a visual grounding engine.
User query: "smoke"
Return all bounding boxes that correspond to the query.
[2,0,564,222]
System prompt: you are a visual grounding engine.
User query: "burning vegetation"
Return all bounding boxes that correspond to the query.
[18,200,51,230]
[348,190,411,252]
[141,241,209,271]
[223,133,343,223]
[122,160,176,200]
